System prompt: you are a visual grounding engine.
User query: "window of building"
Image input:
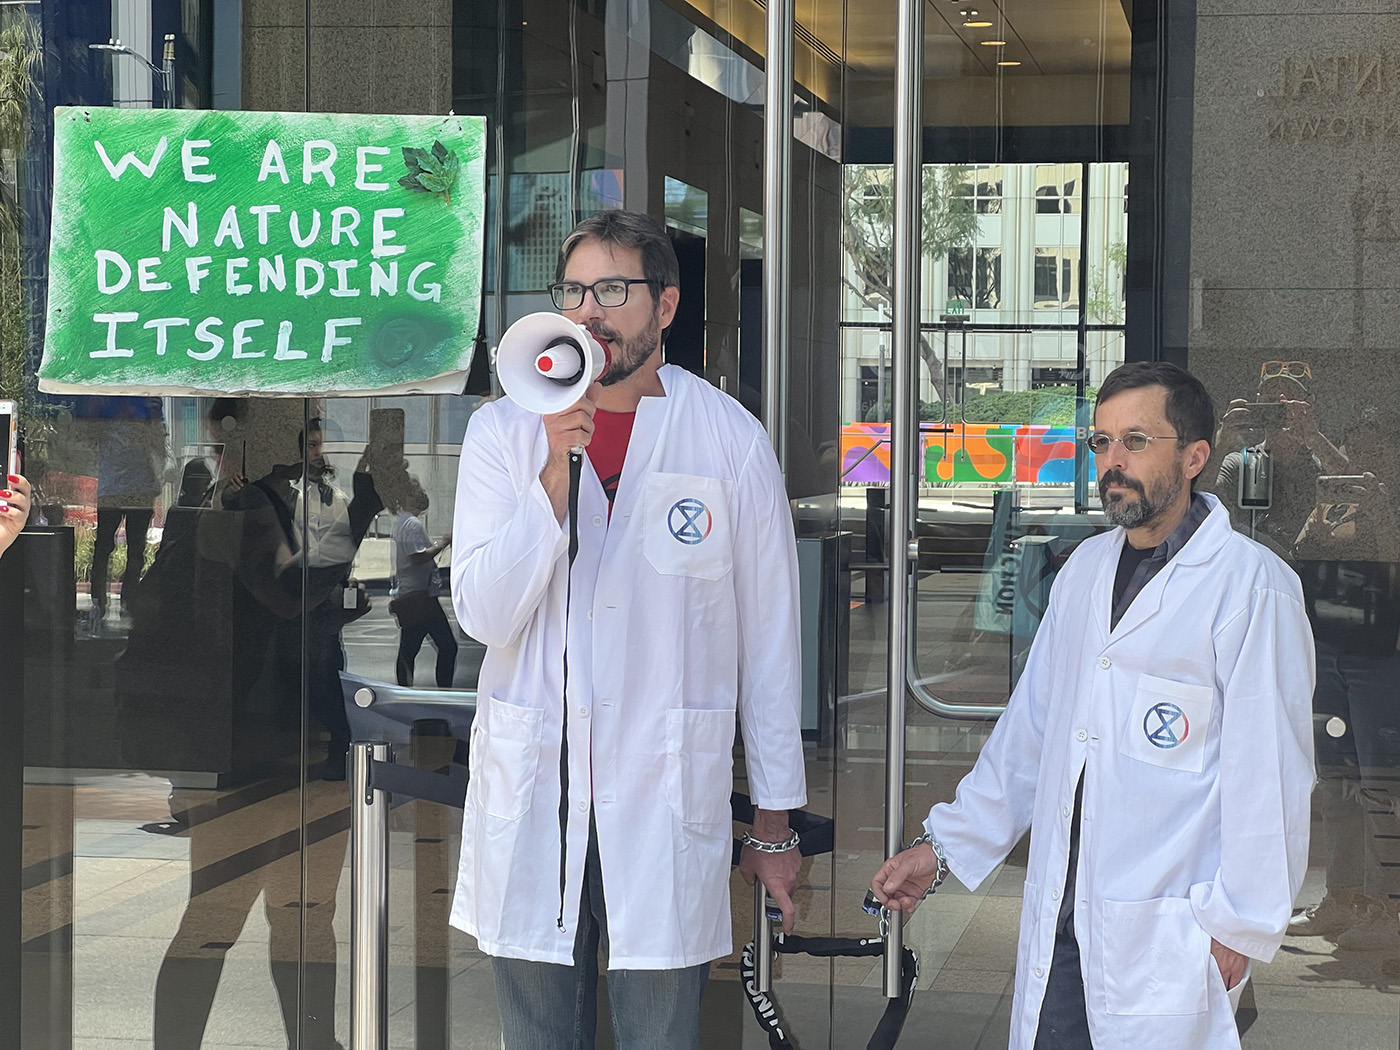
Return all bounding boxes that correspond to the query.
[976,247,1001,308]
[954,165,1003,214]
[948,246,1003,310]
[1035,164,1081,214]
[948,246,973,305]
[1034,248,1059,304]
[1060,249,1080,306]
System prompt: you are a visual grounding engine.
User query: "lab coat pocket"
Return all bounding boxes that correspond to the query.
[1101,897,1211,1016]
[642,473,734,581]
[478,698,545,822]
[664,708,737,826]
[1120,674,1213,774]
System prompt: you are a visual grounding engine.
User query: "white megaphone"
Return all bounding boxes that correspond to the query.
[495,312,608,414]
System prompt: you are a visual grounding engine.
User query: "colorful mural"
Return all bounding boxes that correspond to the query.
[840,422,1090,485]
[839,423,893,484]
[1014,426,1085,484]
[924,424,1015,483]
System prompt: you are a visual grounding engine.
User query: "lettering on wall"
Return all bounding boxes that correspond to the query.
[1261,53,1400,144]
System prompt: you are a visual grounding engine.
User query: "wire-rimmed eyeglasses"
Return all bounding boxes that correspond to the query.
[1084,431,1181,454]
[1259,360,1311,381]
[549,278,657,310]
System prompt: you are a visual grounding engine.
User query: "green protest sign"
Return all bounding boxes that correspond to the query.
[39,107,486,397]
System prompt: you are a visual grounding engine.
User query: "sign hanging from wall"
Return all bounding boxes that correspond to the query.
[38,107,486,397]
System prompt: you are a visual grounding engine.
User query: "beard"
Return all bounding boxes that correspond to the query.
[1098,466,1183,530]
[589,308,662,387]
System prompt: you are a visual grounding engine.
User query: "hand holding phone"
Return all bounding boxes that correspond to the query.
[0,472,31,559]
[0,400,17,478]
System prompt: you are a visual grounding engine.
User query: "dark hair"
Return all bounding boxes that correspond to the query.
[556,210,680,297]
[297,417,323,455]
[1095,361,1216,447]
[207,397,246,425]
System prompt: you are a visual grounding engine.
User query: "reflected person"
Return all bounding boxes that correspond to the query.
[390,475,455,687]
[268,419,388,780]
[148,405,361,1050]
[872,362,1315,1050]
[1210,362,1345,557]
[88,396,168,632]
[1287,409,1400,953]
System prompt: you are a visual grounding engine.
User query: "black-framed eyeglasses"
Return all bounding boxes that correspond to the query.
[549,278,657,310]
[1084,431,1181,454]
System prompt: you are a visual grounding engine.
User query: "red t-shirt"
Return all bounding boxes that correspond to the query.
[587,409,635,516]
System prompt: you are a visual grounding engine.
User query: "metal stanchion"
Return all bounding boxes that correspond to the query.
[753,880,773,994]
[886,0,925,1001]
[762,0,793,472]
[350,741,390,1050]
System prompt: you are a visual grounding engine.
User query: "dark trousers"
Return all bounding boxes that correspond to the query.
[1035,775,1093,1049]
[395,597,458,688]
[92,505,153,610]
[273,607,351,758]
[1033,925,1093,1049]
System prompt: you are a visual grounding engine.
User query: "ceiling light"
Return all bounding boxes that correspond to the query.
[980,39,1007,45]
[997,59,1021,66]
[964,20,994,27]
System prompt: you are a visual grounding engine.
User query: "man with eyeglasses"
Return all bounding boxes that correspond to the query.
[872,361,1315,1050]
[449,210,805,1049]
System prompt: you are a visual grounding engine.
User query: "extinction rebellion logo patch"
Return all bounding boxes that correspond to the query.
[1144,702,1189,749]
[668,498,712,545]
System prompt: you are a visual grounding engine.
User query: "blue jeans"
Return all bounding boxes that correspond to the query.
[491,819,709,1050]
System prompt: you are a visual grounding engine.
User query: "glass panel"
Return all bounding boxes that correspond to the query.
[0,0,1171,1040]
[1083,164,1128,325]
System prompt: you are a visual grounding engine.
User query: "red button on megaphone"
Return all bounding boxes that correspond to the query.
[534,340,586,384]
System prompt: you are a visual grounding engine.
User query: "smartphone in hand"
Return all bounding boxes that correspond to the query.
[0,399,17,477]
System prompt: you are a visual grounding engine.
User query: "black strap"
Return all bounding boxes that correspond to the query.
[741,934,919,1050]
[367,758,467,810]
[557,449,583,930]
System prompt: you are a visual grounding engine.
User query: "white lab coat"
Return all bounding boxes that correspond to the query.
[449,364,806,968]
[927,494,1314,1050]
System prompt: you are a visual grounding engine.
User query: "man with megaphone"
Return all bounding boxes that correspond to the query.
[448,210,806,1049]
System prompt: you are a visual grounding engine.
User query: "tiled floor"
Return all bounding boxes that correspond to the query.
[20,586,1400,1048]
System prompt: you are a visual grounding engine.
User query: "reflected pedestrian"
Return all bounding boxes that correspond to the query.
[390,476,455,687]
[88,396,167,631]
